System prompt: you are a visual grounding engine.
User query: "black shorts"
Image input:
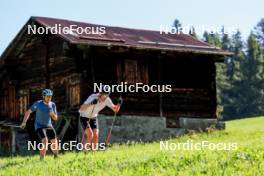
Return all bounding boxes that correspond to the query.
[80,117,98,129]
[36,127,57,140]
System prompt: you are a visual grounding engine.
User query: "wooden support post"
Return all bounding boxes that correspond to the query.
[77,116,84,142]
[212,62,217,119]
[58,117,71,141]
[158,55,163,117]
[90,54,95,83]
[77,116,81,142]
[44,36,50,88]
[0,126,1,150]
[11,127,16,154]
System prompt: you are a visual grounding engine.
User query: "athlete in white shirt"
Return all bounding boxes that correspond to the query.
[79,91,122,150]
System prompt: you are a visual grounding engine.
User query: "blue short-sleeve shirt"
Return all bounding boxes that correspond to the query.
[30,100,57,130]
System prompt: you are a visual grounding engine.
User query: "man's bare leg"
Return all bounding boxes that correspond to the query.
[85,128,93,151]
[92,129,99,151]
[50,138,59,158]
[39,138,48,160]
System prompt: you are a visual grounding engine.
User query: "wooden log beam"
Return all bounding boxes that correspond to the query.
[158,54,163,117]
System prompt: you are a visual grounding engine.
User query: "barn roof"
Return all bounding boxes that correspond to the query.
[0,16,232,61]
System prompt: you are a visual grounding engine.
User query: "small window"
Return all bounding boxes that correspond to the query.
[18,90,29,116]
[122,59,149,84]
[166,117,180,128]
[124,59,138,84]
[68,84,80,106]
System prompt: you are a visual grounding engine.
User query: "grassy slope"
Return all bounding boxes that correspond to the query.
[0,117,263,176]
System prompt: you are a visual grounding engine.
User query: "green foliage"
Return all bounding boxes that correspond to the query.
[254,18,264,49]
[173,19,182,32]
[174,18,264,118]
[189,26,197,38]
[240,34,264,114]
[202,20,264,119]
[203,31,222,48]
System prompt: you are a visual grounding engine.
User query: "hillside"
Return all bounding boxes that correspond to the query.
[0,117,263,176]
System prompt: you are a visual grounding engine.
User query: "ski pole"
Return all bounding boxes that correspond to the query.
[105,112,117,145]
[105,96,123,145]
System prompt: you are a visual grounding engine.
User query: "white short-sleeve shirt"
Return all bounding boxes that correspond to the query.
[79,93,114,118]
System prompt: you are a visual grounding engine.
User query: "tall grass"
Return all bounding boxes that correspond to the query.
[0,117,263,176]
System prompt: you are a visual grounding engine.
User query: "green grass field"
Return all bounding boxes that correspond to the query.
[0,117,263,176]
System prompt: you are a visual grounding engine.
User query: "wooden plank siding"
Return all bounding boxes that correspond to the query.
[0,34,218,127]
[0,80,18,120]
[0,34,81,120]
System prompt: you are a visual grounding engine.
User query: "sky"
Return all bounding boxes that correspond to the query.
[0,0,263,55]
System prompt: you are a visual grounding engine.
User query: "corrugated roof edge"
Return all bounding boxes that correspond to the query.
[32,16,232,56]
[0,16,233,61]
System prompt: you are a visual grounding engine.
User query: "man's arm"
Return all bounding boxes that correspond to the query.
[79,103,91,112]
[20,109,32,129]
[49,104,58,121]
[79,98,98,112]
[49,111,58,121]
[111,104,121,113]
[110,97,123,113]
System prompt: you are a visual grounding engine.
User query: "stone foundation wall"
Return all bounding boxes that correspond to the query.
[179,117,218,131]
[1,116,222,155]
[97,115,185,143]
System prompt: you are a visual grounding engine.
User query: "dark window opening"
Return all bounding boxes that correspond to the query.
[166,117,180,128]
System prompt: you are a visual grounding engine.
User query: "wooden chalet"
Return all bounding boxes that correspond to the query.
[0,17,231,153]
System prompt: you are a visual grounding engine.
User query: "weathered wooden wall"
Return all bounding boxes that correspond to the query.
[76,47,217,128]
[0,35,218,128]
[0,80,18,120]
[0,34,81,120]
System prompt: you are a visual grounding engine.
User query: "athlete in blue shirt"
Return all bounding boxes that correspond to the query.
[20,89,58,160]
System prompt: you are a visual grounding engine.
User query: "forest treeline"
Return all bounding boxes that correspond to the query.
[173,19,264,119]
